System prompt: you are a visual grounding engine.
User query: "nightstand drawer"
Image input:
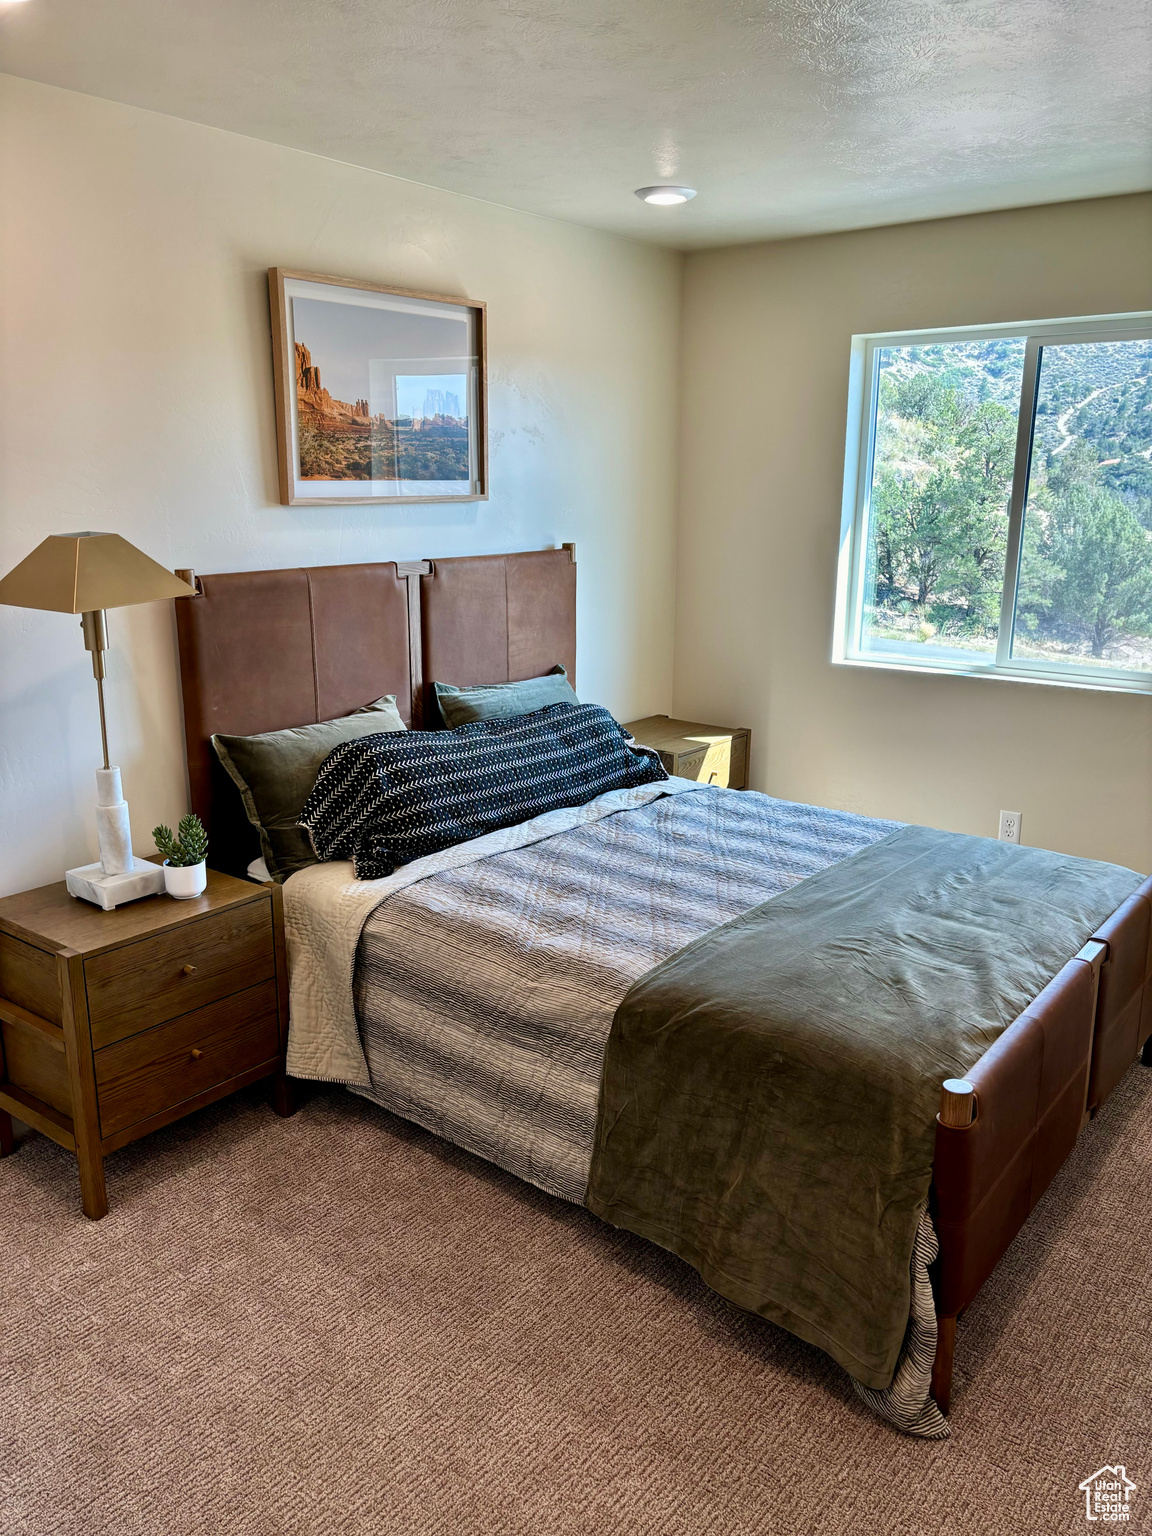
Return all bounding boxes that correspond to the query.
[85,900,275,1048]
[659,745,708,780]
[95,979,280,1139]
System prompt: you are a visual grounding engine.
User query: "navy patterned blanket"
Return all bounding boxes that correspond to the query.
[300,701,667,879]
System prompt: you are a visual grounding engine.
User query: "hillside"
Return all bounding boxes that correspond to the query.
[879,335,1152,524]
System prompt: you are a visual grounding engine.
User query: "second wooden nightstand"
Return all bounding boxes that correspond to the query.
[0,870,293,1219]
[624,716,751,789]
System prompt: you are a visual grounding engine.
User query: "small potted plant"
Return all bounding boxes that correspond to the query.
[152,813,209,900]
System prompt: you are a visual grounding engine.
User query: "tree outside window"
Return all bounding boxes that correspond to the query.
[845,322,1152,688]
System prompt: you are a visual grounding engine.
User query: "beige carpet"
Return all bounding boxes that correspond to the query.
[3,1064,1150,1536]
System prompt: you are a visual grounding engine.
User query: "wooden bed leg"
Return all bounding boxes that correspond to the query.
[931,1315,957,1416]
[270,1070,298,1118]
[933,1079,969,1417]
[0,1105,15,1157]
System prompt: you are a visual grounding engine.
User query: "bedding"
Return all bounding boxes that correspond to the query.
[281,781,1140,1437]
[434,665,578,727]
[300,701,666,880]
[212,694,406,882]
[587,825,1142,1393]
[285,782,950,1434]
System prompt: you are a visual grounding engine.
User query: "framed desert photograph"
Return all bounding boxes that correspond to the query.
[268,268,487,505]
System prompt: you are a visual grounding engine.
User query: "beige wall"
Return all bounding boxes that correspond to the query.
[674,194,1152,869]
[0,75,682,896]
[3,71,1147,895]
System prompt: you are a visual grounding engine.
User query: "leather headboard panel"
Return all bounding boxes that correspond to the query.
[420,547,577,718]
[175,562,411,873]
[175,548,576,874]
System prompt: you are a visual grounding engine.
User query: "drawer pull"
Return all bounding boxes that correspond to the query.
[189,1048,204,1060]
[182,964,197,976]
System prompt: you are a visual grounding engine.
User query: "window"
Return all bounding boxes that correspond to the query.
[835,314,1152,692]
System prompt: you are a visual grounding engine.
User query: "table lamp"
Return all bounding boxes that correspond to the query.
[0,532,196,909]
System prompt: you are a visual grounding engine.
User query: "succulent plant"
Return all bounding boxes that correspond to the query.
[152,812,208,868]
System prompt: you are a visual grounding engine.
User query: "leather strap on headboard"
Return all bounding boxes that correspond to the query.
[175,561,413,872]
[419,546,577,721]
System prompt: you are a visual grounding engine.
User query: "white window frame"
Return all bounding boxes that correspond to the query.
[833,310,1152,695]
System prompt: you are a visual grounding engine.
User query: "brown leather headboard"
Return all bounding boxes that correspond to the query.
[174,546,576,874]
[175,562,415,874]
[421,546,576,722]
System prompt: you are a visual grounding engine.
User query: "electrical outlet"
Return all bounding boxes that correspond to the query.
[998,809,1023,844]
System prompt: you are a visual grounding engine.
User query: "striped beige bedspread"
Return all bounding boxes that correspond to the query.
[352,784,898,1203]
[286,781,949,1436]
[345,780,958,1437]
[284,780,952,1437]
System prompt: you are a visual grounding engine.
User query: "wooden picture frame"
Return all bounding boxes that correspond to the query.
[268,268,488,507]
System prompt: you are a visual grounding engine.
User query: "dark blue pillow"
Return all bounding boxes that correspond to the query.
[300,702,668,880]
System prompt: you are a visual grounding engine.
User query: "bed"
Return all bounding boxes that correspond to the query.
[174,546,1152,1433]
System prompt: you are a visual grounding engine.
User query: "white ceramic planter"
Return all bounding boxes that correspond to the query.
[163,859,208,900]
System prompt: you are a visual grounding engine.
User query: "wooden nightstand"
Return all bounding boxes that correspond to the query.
[0,870,293,1219]
[624,716,751,789]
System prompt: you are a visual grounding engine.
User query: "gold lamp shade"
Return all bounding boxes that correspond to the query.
[0,531,195,906]
[0,531,196,778]
[0,532,194,612]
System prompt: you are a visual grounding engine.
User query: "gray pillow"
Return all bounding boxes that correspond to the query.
[434,666,578,728]
[212,696,406,882]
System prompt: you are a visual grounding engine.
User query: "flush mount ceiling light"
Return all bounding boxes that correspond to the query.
[634,185,697,206]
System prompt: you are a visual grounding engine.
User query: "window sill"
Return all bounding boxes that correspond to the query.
[832,651,1152,698]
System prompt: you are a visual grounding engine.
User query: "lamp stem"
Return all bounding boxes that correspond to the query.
[94,673,110,772]
[81,609,111,771]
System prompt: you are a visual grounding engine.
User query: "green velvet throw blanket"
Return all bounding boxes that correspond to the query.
[586,825,1141,1389]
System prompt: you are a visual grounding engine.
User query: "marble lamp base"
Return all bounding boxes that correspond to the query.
[66,857,166,911]
[66,765,165,910]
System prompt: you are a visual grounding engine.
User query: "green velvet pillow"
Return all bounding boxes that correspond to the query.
[434,666,579,728]
[212,696,406,882]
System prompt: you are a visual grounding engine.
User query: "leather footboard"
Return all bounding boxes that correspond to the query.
[930,952,1097,1319]
[1087,875,1152,1111]
[932,873,1152,1321]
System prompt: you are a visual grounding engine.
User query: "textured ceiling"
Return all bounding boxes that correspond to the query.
[1,0,1149,248]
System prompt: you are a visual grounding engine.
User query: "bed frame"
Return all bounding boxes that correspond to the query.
[172,546,1152,1418]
